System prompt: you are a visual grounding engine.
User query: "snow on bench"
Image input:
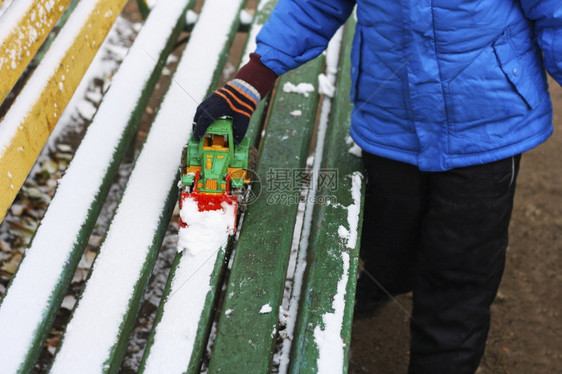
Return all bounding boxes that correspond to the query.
[138,1,273,372]
[49,0,245,372]
[287,21,365,372]
[0,0,366,372]
[0,0,193,371]
[0,0,71,103]
[204,16,366,374]
[0,0,129,224]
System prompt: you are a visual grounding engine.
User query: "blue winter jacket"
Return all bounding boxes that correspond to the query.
[255,0,562,171]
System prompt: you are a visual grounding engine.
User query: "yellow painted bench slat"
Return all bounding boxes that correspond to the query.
[0,0,129,223]
[0,0,71,103]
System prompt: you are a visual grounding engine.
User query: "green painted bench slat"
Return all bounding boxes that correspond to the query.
[208,55,325,373]
[288,18,366,374]
[0,0,130,223]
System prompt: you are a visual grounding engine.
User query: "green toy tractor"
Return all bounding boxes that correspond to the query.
[179,118,250,229]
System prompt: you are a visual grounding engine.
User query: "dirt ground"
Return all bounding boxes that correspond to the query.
[350,78,562,373]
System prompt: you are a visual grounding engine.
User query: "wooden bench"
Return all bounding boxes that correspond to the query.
[0,0,366,372]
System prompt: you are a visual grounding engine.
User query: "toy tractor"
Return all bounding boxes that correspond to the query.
[179,118,251,230]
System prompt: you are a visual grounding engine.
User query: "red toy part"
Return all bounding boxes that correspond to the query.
[178,171,238,231]
[178,192,238,231]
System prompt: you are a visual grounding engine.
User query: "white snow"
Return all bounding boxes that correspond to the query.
[0,1,191,373]
[47,16,136,169]
[345,172,363,249]
[0,0,15,19]
[106,1,243,373]
[177,197,235,255]
[221,61,236,80]
[260,303,273,314]
[142,243,226,374]
[85,88,103,104]
[282,81,315,97]
[348,142,362,157]
[0,0,109,159]
[239,9,253,25]
[240,23,263,66]
[10,203,23,216]
[51,0,222,368]
[185,9,198,25]
[318,73,335,97]
[312,172,363,372]
[76,100,96,120]
[238,0,273,67]
[338,225,350,241]
[313,252,350,373]
[0,0,63,72]
[61,295,77,310]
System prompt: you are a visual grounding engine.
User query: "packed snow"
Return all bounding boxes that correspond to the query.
[185,9,198,25]
[318,73,336,97]
[177,197,235,255]
[239,9,253,25]
[282,81,315,97]
[260,303,273,314]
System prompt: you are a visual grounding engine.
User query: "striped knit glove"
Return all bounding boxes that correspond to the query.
[193,53,278,144]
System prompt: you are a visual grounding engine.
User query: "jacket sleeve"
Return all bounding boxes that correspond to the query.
[520,0,562,85]
[255,0,356,76]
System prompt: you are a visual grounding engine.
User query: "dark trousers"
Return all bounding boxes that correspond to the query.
[360,152,521,373]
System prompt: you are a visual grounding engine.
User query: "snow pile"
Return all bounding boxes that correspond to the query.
[282,81,315,97]
[318,73,335,97]
[185,9,198,25]
[177,197,236,255]
[259,303,272,314]
[345,135,362,157]
[239,9,253,25]
[348,143,362,157]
